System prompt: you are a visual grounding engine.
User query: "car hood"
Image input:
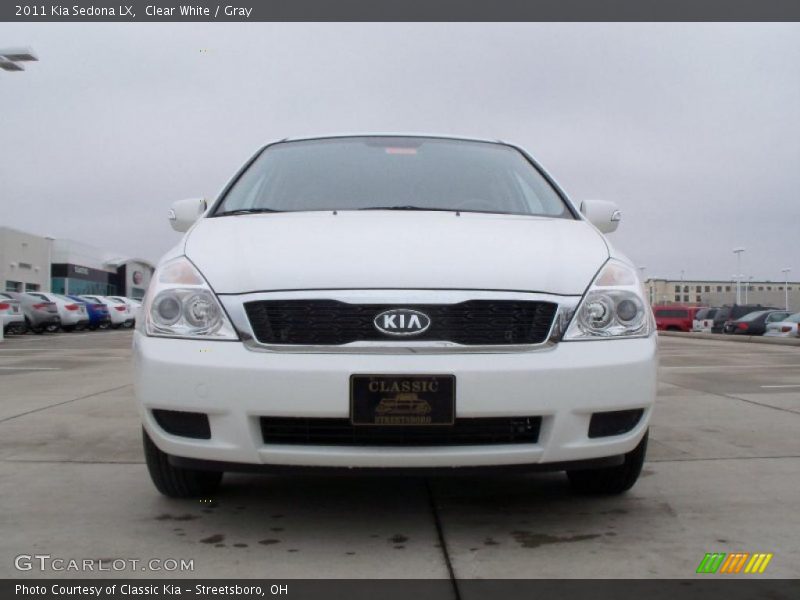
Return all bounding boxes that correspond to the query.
[184,212,609,295]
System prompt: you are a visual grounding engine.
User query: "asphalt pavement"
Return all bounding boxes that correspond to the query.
[0,331,797,580]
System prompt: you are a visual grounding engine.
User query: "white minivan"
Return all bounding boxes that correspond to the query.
[134,135,657,498]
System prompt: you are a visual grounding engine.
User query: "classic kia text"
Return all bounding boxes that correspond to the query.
[134,135,657,498]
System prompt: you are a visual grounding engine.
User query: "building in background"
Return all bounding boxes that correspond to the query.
[0,226,52,292]
[645,278,799,310]
[50,239,153,298]
[0,227,154,299]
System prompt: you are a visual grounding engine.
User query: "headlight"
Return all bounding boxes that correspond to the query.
[563,259,653,340]
[139,256,238,340]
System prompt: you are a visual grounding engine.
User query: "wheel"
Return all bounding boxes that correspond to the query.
[142,428,223,498]
[88,324,97,331]
[62,325,75,332]
[567,430,648,495]
[98,321,110,330]
[110,323,121,330]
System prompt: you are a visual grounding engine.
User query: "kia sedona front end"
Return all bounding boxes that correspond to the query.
[134,135,657,498]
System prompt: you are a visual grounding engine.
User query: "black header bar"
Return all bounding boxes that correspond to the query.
[3,0,800,22]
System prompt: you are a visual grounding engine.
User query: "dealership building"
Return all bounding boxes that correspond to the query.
[0,226,154,299]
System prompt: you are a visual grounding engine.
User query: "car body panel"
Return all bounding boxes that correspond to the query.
[186,212,609,295]
[4,292,60,331]
[0,293,26,333]
[27,292,90,329]
[652,305,704,332]
[135,331,656,467]
[67,295,111,329]
[724,310,793,335]
[712,304,780,333]
[762,312,800,338]
[692,307,718,332]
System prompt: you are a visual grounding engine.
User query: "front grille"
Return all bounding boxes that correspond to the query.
[245,299,557,345]
[260,417,541,446]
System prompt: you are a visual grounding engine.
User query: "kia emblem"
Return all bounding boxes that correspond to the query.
[373,309,431,336]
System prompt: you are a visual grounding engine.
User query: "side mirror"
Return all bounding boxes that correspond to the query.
[580,199,622,234]
[168,198,208,232]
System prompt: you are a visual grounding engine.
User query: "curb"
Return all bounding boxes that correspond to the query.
[658,331,800,346]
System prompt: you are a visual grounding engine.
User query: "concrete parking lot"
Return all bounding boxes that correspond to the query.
[0,331,798,580]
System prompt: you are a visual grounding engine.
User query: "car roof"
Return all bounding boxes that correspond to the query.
[279,133,506,145]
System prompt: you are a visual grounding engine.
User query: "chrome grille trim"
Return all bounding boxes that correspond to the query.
[219,290,580,354]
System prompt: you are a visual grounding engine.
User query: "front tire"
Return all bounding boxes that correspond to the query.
[143,429,223,498]
[567,430,648,495]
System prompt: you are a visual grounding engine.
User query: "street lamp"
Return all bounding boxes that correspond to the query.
[0,47,38,72]
[781,268,791,310]
[745,275,753,304]
[733,248,745,304]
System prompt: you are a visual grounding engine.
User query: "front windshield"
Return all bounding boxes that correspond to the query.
[214,137,572,217]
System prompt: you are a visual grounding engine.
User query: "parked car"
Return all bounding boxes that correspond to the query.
[107,296,141,324]
[80,295,134,329]
[136,134,657,499]
[652,305,705,332]
[67,295,111,330]
[764,312,800,338]
[723,310,793,335]
[4,292,60,333]
[691,307,718,333]
[712,304,778,334]
[25,292,90,332]
[0,293,26,334]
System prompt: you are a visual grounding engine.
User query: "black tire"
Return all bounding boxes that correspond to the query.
[98,322,110,330]
[567,430,648,495]
[62,325,75,332]
[110,323,121,330]
[142,428,223,498]
[25,317,42,334]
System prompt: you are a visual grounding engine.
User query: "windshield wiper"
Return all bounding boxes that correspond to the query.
[358,205,456,212]
[215,208,284,217]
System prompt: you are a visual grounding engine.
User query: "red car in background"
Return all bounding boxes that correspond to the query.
[652,305,706,332]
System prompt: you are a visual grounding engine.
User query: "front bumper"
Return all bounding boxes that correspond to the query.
[134,332,657,469]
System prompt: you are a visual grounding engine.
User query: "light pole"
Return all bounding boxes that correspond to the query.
[781,268,791,310]
[0,47,38,71]
[745,275,753,304]
[638,266,651,305]
[733,248,745,304]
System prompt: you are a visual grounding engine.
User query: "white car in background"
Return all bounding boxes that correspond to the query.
[26,292,90,332]
[0,293,26,334]
[81,295,134,329]
[135,134,657,499]
[763,312,800,338]
[108,296,142,323]
[692,307,718,333]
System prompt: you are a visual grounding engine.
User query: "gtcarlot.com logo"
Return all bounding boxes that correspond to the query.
[14,554,194,572]
[696,552,773,574]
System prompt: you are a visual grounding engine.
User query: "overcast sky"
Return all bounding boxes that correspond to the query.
[1,23,798,281]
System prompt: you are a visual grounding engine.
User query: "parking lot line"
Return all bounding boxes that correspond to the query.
[0,366,62,371]
[760,384,800,388]
[661,364,800,370]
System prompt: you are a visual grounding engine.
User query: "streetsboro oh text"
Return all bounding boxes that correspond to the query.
[16,584,280,596]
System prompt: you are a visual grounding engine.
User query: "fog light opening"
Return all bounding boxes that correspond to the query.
[588,409,644,439]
